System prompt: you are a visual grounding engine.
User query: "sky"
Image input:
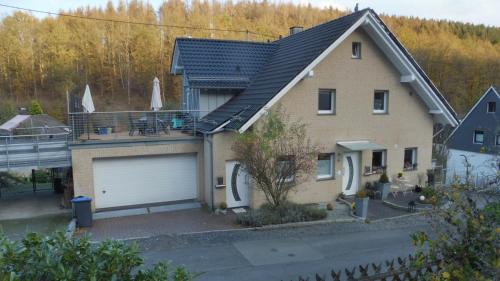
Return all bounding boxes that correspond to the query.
[0,0,499,27]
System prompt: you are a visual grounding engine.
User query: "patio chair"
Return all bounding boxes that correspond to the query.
[128,113,145,136]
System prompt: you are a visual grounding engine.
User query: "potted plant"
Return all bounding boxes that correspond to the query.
[354,190,369,218]
[376,172,391,200]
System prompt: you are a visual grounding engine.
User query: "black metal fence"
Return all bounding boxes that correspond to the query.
[293,255,439,281]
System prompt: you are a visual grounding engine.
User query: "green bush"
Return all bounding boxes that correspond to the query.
[378,172,389,183]
[28,100,44,115]
[0,232,193,281]
[236,202,327,227]
[30,170,50,183]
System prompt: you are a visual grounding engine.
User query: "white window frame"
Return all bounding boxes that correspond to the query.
[487,102,496,113]
[278,156,295,183]
[373,90,388,114]
[317,153,335,180]
[371,150,386,172]
[473,130,484,144]
[352,42,361,59]
[318,89,335,115]
[403,148,417,170]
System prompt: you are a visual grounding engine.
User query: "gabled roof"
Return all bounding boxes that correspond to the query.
[171,38,277,89]
[172,8,459,133]
[447,85,500,142]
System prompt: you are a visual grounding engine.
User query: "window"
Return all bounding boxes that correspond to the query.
[487,102,496,113]
[371,150,386,173]
[317,153,335,180]
[473,130,484,144]
[403,148,417,170]
[318,89,335,114]
[496,135,500,146]
[352,42,361,59]
[373,91,388,114]
[277,156,295,183]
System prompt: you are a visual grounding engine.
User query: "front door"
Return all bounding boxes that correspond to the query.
[225,161,250,208]
[342,152,360,196]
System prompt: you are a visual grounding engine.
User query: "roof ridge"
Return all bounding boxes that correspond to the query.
[275,8,371,43]
[175,37,274,45]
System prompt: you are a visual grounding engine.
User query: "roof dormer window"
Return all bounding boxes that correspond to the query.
[352,42,361,59]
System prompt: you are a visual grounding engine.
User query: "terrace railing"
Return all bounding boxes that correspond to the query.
[0,130,72,171]
[69,110,207,142]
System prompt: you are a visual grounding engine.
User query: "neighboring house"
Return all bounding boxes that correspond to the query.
[71,8,458,212]
[446,86,499,186]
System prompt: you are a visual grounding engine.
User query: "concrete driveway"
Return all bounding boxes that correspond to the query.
[136,215,430,281]
[84,208,240,241]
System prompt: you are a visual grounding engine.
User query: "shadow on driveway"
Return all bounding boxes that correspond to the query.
[83,208,241,241]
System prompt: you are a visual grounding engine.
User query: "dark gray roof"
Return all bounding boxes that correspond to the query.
[195,9,368,132]
[175,38,277,89]
[173,8,458,132]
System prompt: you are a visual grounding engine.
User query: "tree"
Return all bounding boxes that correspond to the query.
[28,100,43,115]
[412,184,499,280]
[232,108,321,208]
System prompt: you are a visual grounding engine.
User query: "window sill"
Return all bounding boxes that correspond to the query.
[317,176,335,181]
[365,169,384,176]
[317,111,335,115]
[372,111,388,115]
[403,167,418,172]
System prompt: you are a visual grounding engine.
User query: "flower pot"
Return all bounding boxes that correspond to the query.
[376,182,391,200]
[355,197,369,218]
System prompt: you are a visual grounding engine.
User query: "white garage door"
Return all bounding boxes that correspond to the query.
[93,154,197,209]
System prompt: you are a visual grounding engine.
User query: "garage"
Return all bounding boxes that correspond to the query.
[92,154,197,209]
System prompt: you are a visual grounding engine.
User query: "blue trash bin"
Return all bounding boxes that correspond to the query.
[71,196,93,227]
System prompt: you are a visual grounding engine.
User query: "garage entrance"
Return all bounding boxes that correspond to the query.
[93,154,198,209]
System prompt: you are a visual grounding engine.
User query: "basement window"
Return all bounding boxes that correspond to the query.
[352,42,361,59]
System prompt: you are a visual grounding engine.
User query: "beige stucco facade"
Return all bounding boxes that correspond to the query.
[71,139,204,211]
[210,28,434,208]
[72,27,436,211]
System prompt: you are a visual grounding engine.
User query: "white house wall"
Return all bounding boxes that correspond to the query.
[446,148,498,186]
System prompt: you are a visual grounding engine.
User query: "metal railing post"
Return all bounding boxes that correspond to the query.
[5,138,9,170]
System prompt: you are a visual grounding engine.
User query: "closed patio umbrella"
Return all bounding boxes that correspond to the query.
[150,77,163,134]
[82,84,95,139]
[150,77,163,111]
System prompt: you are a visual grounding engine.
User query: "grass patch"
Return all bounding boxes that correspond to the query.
[236,202,327,227]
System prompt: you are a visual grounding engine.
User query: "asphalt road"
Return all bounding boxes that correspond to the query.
[137,215,430,281]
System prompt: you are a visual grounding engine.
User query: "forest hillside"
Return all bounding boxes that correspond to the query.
[0,0,499,122]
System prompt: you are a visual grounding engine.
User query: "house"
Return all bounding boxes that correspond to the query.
[71,8,458,212]
[446,86,499,186]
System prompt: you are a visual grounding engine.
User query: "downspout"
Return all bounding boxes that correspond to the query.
[204,133,215,211]
[204,125,229,212]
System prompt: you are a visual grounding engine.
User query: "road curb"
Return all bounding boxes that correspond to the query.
[65,218,77,239]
